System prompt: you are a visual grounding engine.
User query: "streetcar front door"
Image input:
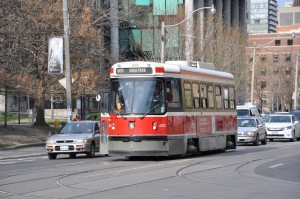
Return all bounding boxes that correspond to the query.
[99,90,109,155]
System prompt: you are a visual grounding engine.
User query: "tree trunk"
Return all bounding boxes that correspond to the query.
[33,79,48,126]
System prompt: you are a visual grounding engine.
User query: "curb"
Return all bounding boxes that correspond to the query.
[0,143,45,151]
[0,143,46,160]
[0,153,46,160]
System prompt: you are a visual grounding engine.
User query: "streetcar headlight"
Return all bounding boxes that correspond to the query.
[112,123,116,130]
[152,122,157,130]
[129,122,135,129]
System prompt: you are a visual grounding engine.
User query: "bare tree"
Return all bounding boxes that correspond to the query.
[0,0,108,126]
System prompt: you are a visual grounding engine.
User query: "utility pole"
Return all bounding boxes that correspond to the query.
[63,0,72,122]
[161,21,165,63]
[250,42,256,105]
[294,52,299,110]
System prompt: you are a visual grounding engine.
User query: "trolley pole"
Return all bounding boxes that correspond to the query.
[63,0,72,122]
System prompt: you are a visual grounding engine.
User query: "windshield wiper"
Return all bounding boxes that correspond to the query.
[111,106,127,120]
[140,103,160,119]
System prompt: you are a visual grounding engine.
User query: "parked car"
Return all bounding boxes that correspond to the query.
[237,104,261,117]
[265,114,300,142]
[237,117,267,145]
[46,121,100,159]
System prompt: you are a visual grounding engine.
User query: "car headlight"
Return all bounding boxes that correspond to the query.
[284,126,292,130]
[46,140,55,144]
[244,131,256,136]
[75,139,89,143]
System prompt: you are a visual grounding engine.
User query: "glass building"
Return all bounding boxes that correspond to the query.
[103,0,247,63]
[249,0,278,34]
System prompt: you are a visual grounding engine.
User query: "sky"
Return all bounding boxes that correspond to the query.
[278,0,292,7]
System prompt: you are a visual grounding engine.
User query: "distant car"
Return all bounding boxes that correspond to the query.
[289,110,300,120]
[237,117,267,145]
[46,121,100,159]
[261,114,270,122]
[237,104,260,117]
[265,114,300,142]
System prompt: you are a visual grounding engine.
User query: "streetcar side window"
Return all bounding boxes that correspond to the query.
[229,87,236,109]
[192,83,200,108]
[223,86,236,109]
[223,87,229,109]
[215,85,222,109]
[208,85,215,108]
[200,83,208,109]
[166,79,181,108]
[184,82,193,109]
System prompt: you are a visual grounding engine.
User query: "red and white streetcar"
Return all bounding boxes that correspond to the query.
[100,61,237,157]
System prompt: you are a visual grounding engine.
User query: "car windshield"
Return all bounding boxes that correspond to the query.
[238,119,256,127]
[59,122,93,134]
[111,78,165,115]
[266,116,291,123]
[237,109,249,116]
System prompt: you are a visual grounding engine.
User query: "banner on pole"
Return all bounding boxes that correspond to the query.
[48,37,63,75]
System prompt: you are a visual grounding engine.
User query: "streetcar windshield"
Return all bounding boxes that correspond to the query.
[111,79,165,115]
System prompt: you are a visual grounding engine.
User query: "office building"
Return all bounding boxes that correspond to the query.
[248,0,278,34]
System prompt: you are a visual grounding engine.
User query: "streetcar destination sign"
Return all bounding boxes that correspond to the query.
[116,68,153,74]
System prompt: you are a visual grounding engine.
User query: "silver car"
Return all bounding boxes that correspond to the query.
[46,121,100,159]
[237,117,267,146]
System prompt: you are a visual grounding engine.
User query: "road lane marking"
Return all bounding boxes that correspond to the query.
[269,163,284,168]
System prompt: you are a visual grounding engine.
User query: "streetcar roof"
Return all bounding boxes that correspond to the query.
[110,61,234,80]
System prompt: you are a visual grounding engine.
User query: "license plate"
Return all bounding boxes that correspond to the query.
[60,146,69,151]
[272,131,278,134]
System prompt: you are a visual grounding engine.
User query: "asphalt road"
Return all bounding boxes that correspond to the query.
[0,141,300,199]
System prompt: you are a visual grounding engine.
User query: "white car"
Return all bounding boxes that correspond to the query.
[46,121,100,159]
[237,117,267,145]
[265,114,300,142]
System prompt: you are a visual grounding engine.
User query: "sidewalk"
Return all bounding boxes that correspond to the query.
[0,144,46,160]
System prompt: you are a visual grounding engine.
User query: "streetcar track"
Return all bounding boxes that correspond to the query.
[235,158,300,185]
[1,143,300,198]
[0,156,116,181]
[0,164,124,187]
[176,157,300,192]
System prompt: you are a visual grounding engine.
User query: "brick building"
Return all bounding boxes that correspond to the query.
[246,32,300,113]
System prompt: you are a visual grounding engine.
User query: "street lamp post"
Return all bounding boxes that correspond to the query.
[18,94,20,124]
[160,4,216,63]
[250,42,256,104]
[294,52,299,110]
[63,0,72,122]
[250,32,295,105]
